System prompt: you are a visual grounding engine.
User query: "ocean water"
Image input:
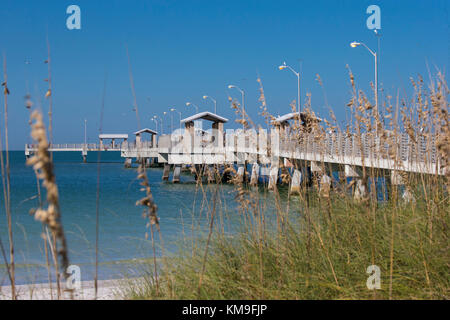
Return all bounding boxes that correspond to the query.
[0,151,388,286]
[0,151,286,286]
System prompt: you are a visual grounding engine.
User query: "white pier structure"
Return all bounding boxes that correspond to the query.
[157,111,445,194]
[25,133,129,162]
[24,111,445,196]
[122,129,159,167]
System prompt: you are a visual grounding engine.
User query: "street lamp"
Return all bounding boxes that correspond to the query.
[203,95,217,114]
[186,102,199,114]
[84,119,87,148]
[163,111,169,133]
[165,110,175,133]
[350,41,378,120]
[228,84,245,128]
[278,61,301,112]
[170,108,182,131]
[151,116,158,133]
[154,115,163,134]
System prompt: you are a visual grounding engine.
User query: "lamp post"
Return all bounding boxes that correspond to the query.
[186,102,199,114]
[228,84,245,128]
[350,41,378,122]
[163,111,169,133]
[203,95,217,114]
[170,108,182,131]
[278,61,301,112]
[153,115,163,134]
[84,119,87,148]
[165,110,174,133]
[151,116,158,133]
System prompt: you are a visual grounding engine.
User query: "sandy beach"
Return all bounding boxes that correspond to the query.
[0,278,135,300]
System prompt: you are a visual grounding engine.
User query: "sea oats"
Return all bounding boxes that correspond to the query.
[26,110,70,299]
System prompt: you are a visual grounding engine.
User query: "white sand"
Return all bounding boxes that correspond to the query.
[0,278,138,300]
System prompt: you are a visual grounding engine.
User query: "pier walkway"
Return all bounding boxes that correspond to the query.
[24,111,446,200]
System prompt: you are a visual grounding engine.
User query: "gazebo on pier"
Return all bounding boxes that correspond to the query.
[162,111,228,182]
[134,128,158,147]
[273,111,322,133]
[99,134,128,150]
[181,111,228,139]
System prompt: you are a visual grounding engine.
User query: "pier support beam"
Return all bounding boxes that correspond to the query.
[337,171,346,184]
[236,165,245,183]
[162,163,171,181]
[206,165,215,183]
[250,163,259,186]
[172,164,181,183]
[354,179,368,201]
[310,161,322,174]
[344,165,359,179]
[124,157,132,168]
[310,161,323,190]
[82,154,87,163]
[268,165,279,190]
[280,166,291,185]
[391,170,415,203]
[319,174,332,197]
[289,169,302,195]
[345,165,367,201]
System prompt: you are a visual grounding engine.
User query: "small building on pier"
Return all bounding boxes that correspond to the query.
[99,134,128,150]
[181,111,228,147]
[273,111,322,133]
[134,128,158,147]
[181,111,228,131]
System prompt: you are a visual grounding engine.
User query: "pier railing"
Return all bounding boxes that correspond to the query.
[25,143,120,151]
[23,129,445,176]
[160,129,442,175]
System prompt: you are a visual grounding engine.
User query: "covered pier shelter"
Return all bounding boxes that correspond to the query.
[134,128,158,147]
[99,134,128,150]
[181,111,228,137]
[273,111,322,133]
[180,111,228,150]
[162,111,228,182]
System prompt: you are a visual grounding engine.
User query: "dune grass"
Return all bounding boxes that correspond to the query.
[123,186,448,300]
[123,71,449,300]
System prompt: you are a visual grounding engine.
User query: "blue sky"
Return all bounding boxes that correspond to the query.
[0,0,448,149]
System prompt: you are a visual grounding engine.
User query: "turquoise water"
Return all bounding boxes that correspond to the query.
[0,151,388,286]
[0,151,273,285]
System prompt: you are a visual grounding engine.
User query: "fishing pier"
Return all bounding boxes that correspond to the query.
[24,111,446,201]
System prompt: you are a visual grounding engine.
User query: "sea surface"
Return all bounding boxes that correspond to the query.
[0,151,389,286]
[0,151,285,286]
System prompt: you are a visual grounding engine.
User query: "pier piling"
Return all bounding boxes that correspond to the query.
[172,164,181,183]
[345,165,367,200]
[289,169,302,195]
[268,165,279,190]
[319,174,332,196]
[250,163,259,186]
[391,170,415,203]
[124,157,132,168]
[162,163,171,181]
[236,165,245,183]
